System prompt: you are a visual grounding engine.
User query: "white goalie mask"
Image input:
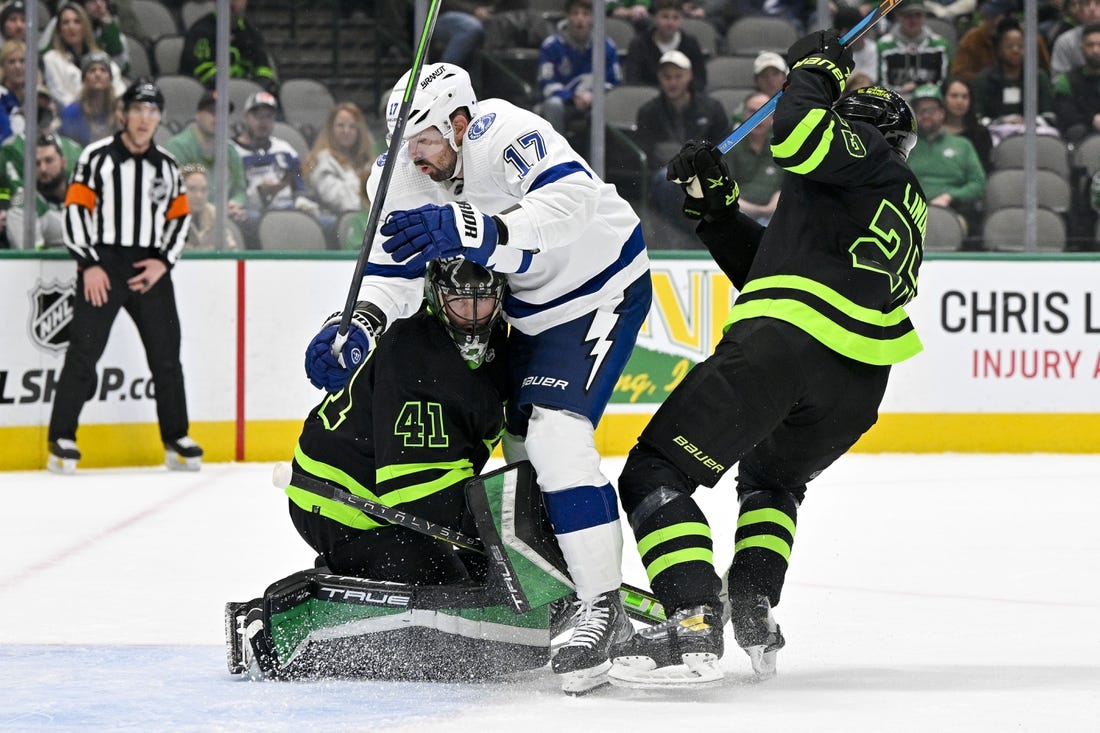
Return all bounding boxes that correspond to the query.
[385,63,480,151]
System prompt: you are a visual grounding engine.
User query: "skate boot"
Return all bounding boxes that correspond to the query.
[608,603,724,687]
[165,436,203,471]
[551,589,634,695]
[225,600,277,680]
[729,593,785,680]
[549,592,579,642]
[47,439,81,474]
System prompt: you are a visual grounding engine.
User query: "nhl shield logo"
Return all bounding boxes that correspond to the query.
[29,280,76,353]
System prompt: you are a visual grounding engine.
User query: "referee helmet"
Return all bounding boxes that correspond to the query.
[122,78,165,111]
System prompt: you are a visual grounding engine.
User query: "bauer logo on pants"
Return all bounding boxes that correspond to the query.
[28,280,76,354]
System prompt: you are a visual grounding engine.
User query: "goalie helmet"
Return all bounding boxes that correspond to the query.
[425,258,507,366]
[834,86,917,160]
[386,63,479,151]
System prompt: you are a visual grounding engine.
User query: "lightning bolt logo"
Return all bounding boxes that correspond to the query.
[583,310,617,391]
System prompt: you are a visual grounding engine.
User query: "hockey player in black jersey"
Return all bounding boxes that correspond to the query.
[608,29,926,686]
[288,258,510,583]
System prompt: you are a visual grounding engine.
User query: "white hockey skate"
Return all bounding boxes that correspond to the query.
[165,436,203,471]
[47,439,81,475]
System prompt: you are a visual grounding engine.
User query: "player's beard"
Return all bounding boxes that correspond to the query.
[415,147,458,182]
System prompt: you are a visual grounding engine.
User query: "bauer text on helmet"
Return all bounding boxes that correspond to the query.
[386,63,479,150]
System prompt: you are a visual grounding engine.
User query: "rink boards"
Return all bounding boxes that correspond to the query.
[2,252,1099,469]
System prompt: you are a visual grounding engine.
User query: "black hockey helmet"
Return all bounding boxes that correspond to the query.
[834,86,917,159]
[121,77,164,111]
[425,258,507,366]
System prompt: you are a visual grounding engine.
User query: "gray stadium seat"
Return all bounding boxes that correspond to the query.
[132,0,180,40]
[154,35,184,76]
[279,79,336,142]
[605,17,635,56]
[1072,133,1100,175]
[992,134,1070,177]
[709,87,755,121]
[982,208,1066,252]
[924,205,965,251]
[724,17,799,56]
[125,34,152,79]
[227,78,264,129]
[706,56,758,90]
[984,169,1071,214]
[273,121,310,160]
[682,17,719,57]
[258,210,327,251]
[603,85,659,131]
[155,74,205,133]
[181,0,216,30]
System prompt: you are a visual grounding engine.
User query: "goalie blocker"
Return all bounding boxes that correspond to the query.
[226,462,576,680]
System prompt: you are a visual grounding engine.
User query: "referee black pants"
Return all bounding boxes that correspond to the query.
[48,249,190,445]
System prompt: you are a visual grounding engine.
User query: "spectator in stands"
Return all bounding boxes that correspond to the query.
[303,102,375,220]
[58,51,120,145]
[233,90,326,247]
[940,75,994,171]
[953,0,1051,81]
[925,0,979,24]
[626,0,708,91]
[835,5,879,83]
[877,0,952,96]
[1,86,82,192]
[0,162,9,247]
[1055,22,1100,142]
[181,0,279,94]
[6,133,72,249]
[538,0,623,152]
[726,90,782,225]
[1,1,25,42]
[636,49,726,245]
[165,90,248,228]
[971,17,1059,143]
[907,84,986,248]
[79,0,131,75]
[42,2,127,109]
[435,4,486,68]
[751,50,787,96]
[731,0,806,32]
[1053,0,1100,74]
[181,162,240,251]
[0,37,26,140]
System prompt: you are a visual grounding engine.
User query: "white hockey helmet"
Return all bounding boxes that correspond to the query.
[385,63,479,151]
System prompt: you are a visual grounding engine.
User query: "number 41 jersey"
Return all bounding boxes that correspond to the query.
[726,74,927,367]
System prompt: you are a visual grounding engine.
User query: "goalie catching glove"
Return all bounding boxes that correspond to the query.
[380,202,532,274]
[304,302,386,393]
[667,140,740,222]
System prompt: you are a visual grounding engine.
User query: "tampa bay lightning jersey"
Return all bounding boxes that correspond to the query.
[362,98,649,336]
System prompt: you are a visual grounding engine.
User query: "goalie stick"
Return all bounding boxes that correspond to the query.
[329,0,444,362]
[715,0,907,154]
[272,462,667,625]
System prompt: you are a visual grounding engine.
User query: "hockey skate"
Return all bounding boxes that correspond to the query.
[165,436,203,471]
[225,600,277,680]
[608,604,724,687]
[47,439,81,474]
[551,590,634,695]
[728,593,785,680]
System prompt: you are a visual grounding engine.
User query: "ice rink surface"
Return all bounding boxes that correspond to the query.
[2,454,1098,732]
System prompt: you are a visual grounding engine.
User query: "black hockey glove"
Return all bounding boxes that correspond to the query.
[667,140,740,222]
[786,29,853,98]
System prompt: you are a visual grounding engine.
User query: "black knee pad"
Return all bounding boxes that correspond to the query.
[618,442,696,519]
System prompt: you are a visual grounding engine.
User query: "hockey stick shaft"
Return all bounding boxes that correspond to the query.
[274,463,668,624]
[330,0,444,359]
[715,0,905,155]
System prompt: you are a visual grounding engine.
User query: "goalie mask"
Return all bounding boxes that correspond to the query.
[834,86,917,160]
[386,63,479,152]
[425,258,507,366]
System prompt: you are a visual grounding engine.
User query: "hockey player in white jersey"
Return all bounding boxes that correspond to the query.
[303,63,651,693]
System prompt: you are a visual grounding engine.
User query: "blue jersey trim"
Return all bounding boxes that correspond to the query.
[528,161,591,192]
[504,224,645,318]
[543,483,620,534]
[365,261,427,279]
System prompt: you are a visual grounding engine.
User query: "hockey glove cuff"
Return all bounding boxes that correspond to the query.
[787,29,853,98]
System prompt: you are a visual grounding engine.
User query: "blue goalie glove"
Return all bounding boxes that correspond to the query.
[380,202,531,273]
[304,302,386,392]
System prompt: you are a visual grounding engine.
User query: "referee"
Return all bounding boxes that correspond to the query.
[47,79,203,474]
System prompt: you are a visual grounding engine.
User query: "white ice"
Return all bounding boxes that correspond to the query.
[1,454,1098,732]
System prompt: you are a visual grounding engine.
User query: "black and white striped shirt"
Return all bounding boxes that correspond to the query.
[64,133,191,267]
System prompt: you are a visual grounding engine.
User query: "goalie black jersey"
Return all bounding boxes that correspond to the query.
[288,310,509,531]
[704,69,926,366]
